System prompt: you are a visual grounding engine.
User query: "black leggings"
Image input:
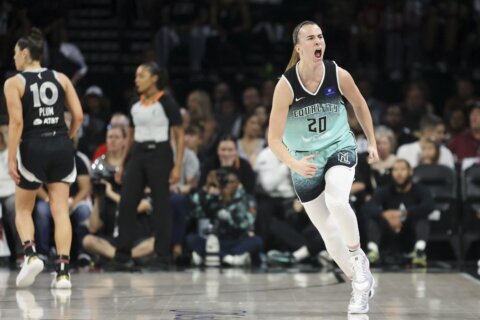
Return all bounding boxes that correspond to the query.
[116,142,173,259]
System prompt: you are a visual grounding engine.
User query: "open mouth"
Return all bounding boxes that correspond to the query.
[315,49,322,58]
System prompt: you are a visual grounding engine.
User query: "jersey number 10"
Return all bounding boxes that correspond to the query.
[30,82,59,108]
[307,116,327,133]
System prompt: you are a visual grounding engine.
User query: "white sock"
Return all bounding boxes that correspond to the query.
[293,246,309,262]
[415,240,426,251]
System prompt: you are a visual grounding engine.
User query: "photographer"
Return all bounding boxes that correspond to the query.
[84,124,154,264]
[187,168,263,267]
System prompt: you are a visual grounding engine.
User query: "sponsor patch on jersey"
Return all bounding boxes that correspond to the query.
[324,87,336,96]
[33,118,43,126]
[338,151,350,164]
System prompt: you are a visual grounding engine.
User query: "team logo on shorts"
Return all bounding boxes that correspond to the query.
[338,151,350,164]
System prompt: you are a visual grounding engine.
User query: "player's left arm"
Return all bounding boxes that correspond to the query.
[338,67,379,163]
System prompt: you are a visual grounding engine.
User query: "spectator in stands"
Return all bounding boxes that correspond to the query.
[449,103,480,164]
[400,82,434,133]
[199,135,255,194]
[212,81,232,112]
[382,104,416,149]
[419,139,440,165]
[370,126,397,189]
[186,90,216,149]
[446,108,468,138]
[237,114,265,167]
[397,114,455,168]
[170,114,200,263]
[215,96,242,138]
[444,78,478,115]
[187,168,262,267]
[83,187,154,265]
[92,112,131,161]
[362,159,435,267]
[254,135,321,265]
[253,105,268,132]
[0,121,22,266]
[241,85,261,114]
[78,86,110,158]
[184,126,207,162]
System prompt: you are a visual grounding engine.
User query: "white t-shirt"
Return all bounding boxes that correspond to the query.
[0,149,15,197]
[254,147,295,198]
[396,141,455,169]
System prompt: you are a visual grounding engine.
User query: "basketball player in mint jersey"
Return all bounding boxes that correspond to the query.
[268,21,379,314]
[4,28,83,289]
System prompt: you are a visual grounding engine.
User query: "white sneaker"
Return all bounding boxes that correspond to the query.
[348,279,375,314]
[16,255,44,288]
[222,253,251,266]
[350,251,374,293]
[51,273,72,289]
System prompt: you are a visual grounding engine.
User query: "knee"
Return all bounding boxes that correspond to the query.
[73,205,91,222]
[82,235,95,251]
[324,192,350,213]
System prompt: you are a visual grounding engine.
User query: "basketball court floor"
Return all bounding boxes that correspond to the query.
[0,269,478,319]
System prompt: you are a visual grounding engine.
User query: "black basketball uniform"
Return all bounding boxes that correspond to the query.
[16,68,76,190]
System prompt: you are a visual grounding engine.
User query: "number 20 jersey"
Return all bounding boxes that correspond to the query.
[281,60,355,152]
[18,68,67,138]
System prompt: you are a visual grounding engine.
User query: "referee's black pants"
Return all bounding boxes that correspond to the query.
[116,142,173,260]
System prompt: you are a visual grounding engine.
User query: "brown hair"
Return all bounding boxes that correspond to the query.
[17,28,44,61]
[285,20,318,71]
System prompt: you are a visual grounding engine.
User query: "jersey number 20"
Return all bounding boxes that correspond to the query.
[30,82,59,107]
[307,116,326,133]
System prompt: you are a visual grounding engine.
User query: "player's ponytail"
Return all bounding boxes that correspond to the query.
[285,20,317,71]
[17,27,44,61]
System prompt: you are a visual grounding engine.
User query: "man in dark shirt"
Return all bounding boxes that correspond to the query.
[362,159,435,267]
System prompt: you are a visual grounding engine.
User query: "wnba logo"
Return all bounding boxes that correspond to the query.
[338,152,350,164]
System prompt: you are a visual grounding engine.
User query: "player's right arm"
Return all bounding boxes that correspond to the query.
[4,76,24,184]
[58,72,84,139]
[268,77,317,178]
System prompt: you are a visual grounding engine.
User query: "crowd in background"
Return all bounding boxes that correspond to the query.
[0,0,479,270]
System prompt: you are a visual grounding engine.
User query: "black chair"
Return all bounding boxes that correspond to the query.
[462,164,480,259]
[413,164,461,261]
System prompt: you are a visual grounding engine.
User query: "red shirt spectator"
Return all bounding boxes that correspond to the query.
[448,104,480,163]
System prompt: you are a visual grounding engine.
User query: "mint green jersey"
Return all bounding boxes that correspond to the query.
[282,60,356,152]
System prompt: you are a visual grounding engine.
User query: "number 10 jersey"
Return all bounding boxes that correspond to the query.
[18,68,68,139]
[281,60,355,152]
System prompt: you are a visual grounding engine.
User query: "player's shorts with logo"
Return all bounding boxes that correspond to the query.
[17,132,76,190]
[290,135,357,203]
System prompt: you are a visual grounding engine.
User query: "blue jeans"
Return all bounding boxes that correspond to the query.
[35,200,91,256]
[170,192,189,245]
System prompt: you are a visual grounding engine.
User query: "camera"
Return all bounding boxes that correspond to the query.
[91,157,116,194]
